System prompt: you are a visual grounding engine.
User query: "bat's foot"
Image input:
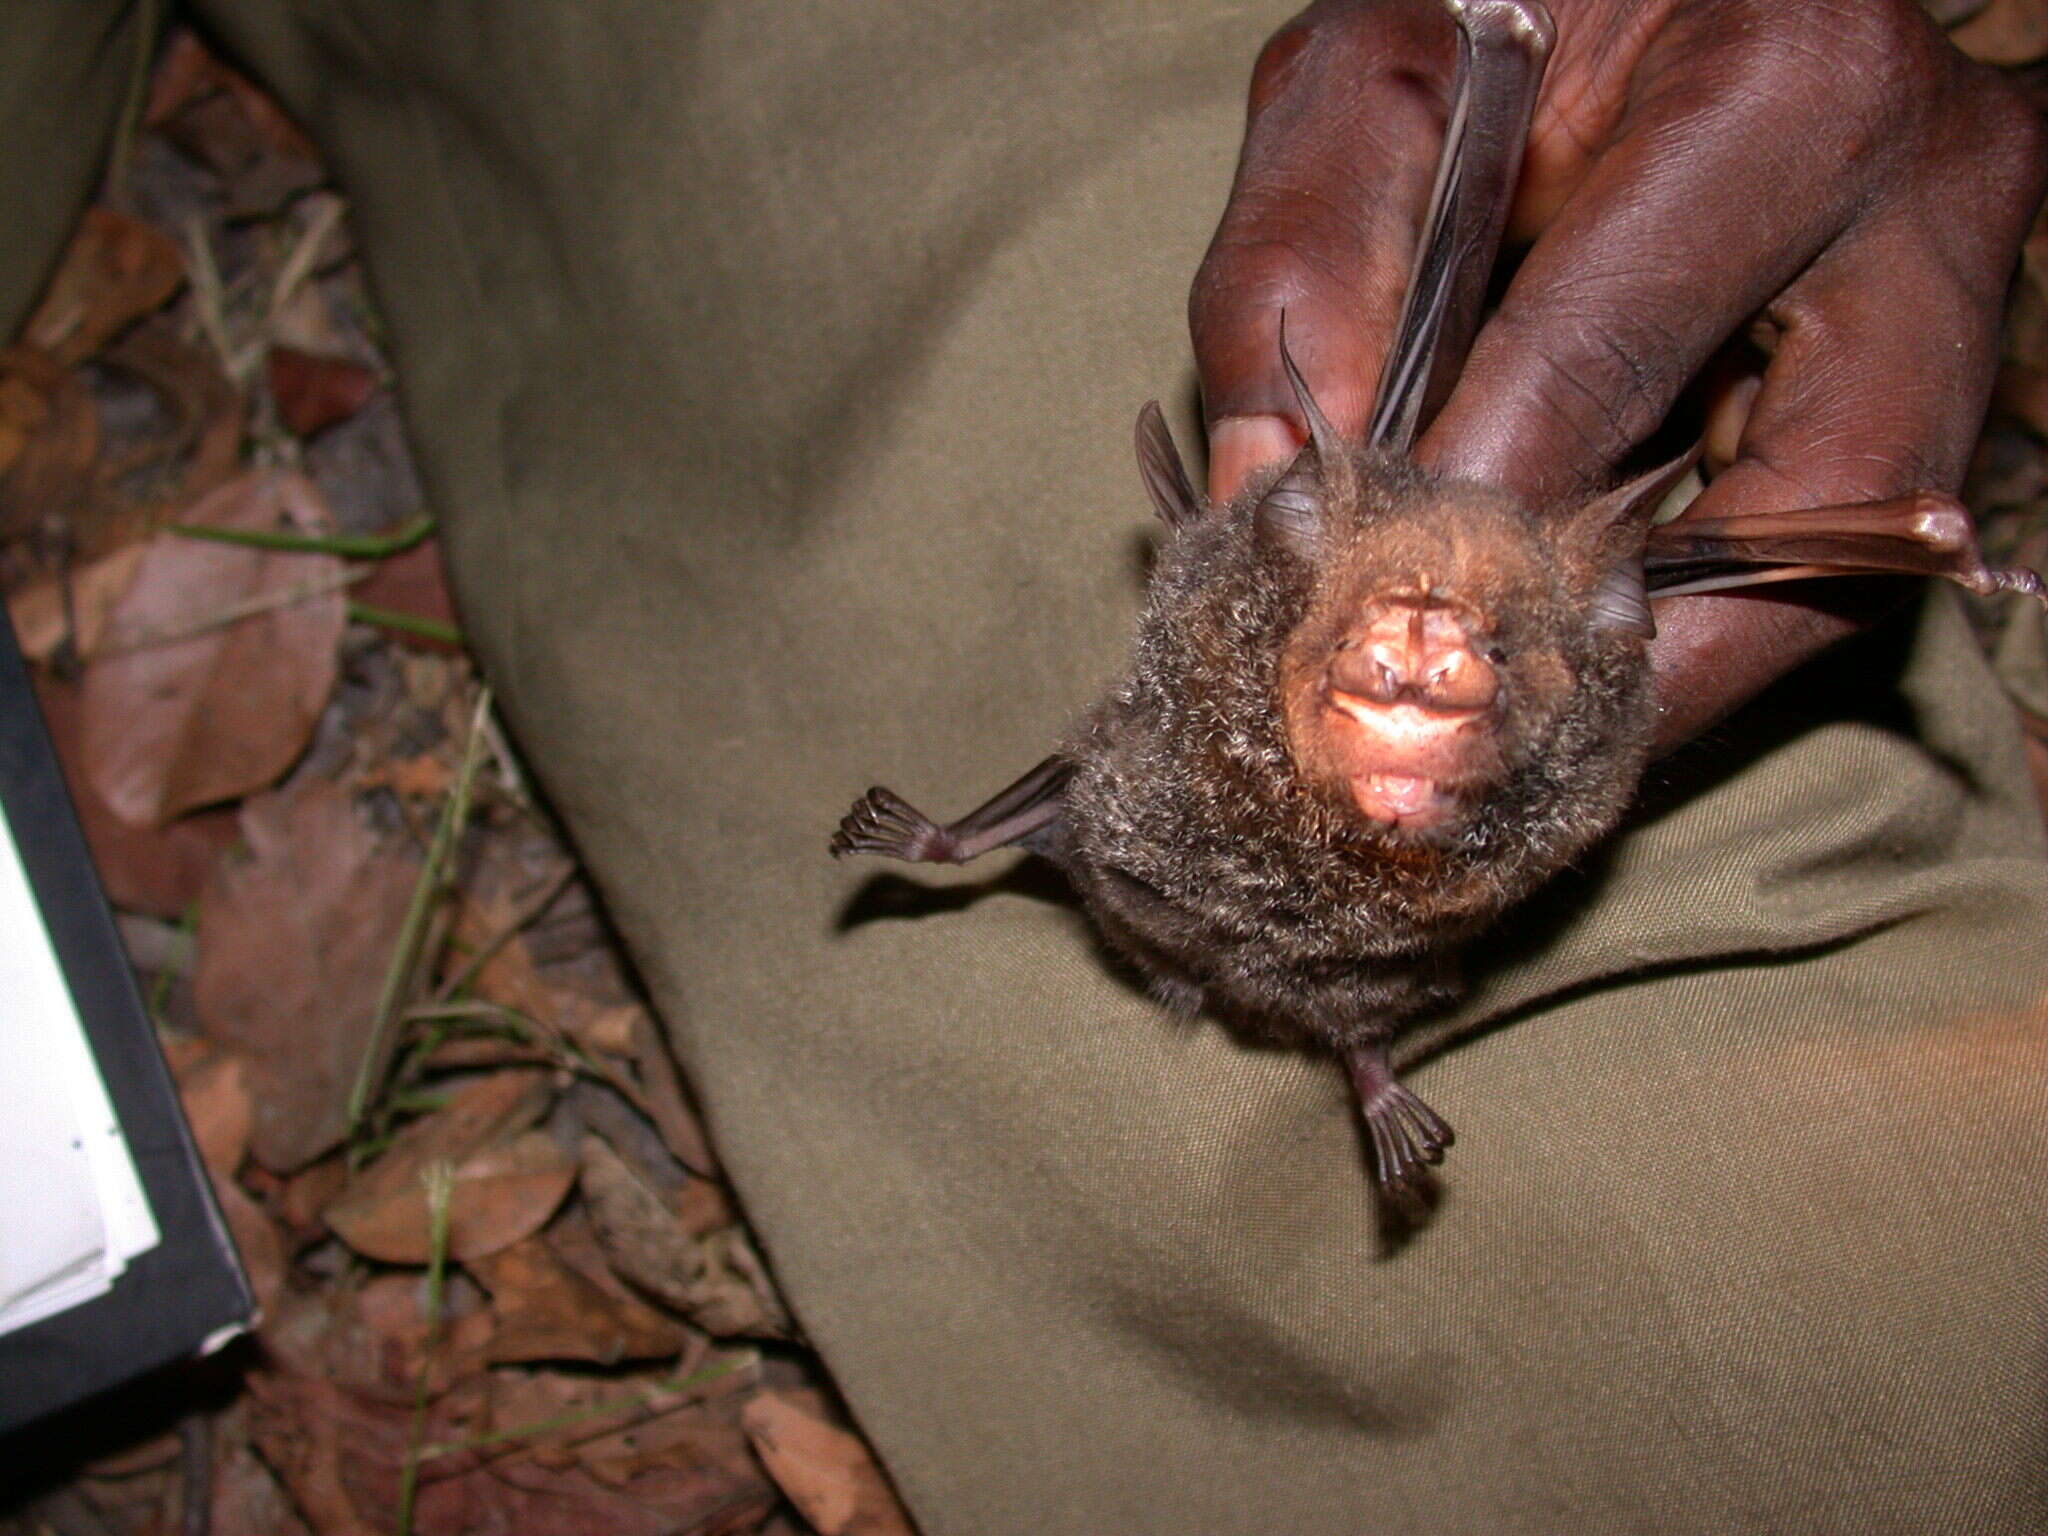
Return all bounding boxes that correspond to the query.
[1344,1045,1454,1201]
[830,786,958,864]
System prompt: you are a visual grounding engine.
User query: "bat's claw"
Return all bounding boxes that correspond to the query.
[829,786,958,864]
[1357,1076,1454,1202]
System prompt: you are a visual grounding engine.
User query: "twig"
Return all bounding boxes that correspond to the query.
[91,567,368,659]
[267,194,350,322]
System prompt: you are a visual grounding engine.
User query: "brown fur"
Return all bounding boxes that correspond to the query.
[1056,444,1655,1054]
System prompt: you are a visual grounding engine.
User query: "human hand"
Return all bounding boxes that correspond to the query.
[1192,0,2048,751]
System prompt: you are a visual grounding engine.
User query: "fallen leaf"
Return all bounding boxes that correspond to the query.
[0,345,99,539]
[213,1167,287,1318]
[323,1070,572,1262]
[277,1154,351,1241]
[80,471,347,826]
[741,1391,916,1536]
[576,1136,699,1311]
[1951,0,2048,61]
[193,776,419,1169]
[352,537,461,651]
[177,1049,252,1176]
[20,207,186,368]
[468,1230,689,1367]
[29,667,238,918]
[7,541,145,663]
[632,1010,720,1178]
[100,315,246,515]
[268,346,380,438]
[212,1438,314,1536]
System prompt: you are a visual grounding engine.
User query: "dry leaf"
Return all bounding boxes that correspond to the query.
[353,537,461,650]
[177,1049,252,1176]
[193,777,419,1169]
[21,207,186,369]
[633,1010,720,1177]
[268,346,380,438]
[741,1391,916,1536]
[0,345,99,540]
[323,1070,571,1262]
[212,1438,314,1536]
[468,1230,689,1366]
[1950,0,2048,60]
[100,315,246,515]
[577,1135,700,1313]
[29,667,238,917]
[80,471,346,826]
[213,1167,287,1318]
[7,542,146,663]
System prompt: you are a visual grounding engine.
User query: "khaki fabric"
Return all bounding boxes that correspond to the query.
[14,4,2048,1530]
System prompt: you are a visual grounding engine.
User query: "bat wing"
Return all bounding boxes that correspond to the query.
[1643,493,2048,606]
[1368,0,1555,453]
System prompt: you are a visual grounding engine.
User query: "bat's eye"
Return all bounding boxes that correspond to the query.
[1484,646,1508,667]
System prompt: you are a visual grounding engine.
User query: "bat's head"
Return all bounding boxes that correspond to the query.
[1073,351,1684,981]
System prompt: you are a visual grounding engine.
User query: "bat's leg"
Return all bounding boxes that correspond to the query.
[1645,492,2048,605]
[1344,1042,1455,1199]
[1367,0,1555,451]
[829,755,1072,866]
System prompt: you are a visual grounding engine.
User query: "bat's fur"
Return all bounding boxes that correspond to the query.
[1056,443,1656,1054]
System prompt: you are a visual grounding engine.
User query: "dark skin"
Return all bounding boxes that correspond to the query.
[1192,0,2048,754]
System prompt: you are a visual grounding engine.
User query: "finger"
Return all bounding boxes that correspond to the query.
[1191,0,1457,500]
[1644,121,2047,753]
[1422,2,1959,498]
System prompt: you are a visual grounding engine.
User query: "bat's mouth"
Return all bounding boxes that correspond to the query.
[1320,689,1495,831]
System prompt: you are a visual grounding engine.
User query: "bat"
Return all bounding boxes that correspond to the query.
[829,0,2047,1204]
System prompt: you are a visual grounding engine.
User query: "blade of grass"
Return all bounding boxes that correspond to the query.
[346,685,492,1143]
[169,512,435,560]
[347,600,462,646]
[395,1159,456,1536]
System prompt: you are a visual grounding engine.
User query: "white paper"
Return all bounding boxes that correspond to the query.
[0,804,157,1338]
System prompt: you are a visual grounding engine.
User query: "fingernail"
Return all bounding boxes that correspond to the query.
[1208,415,1302,502]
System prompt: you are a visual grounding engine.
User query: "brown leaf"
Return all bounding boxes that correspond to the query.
[20,207,186,369]
[100,315,247,515]
[352,537,461,651]
[268,347,380,438]
[29,667,238,917]
[193,777,419,1169]
[0,345,99,540]
[213,1167,287,1318]
[80,472,347,825]
[212,1438,314,1536]
[1951,0,2048,61]
[7,542,146,663]
[323,1070,572,1262]
[176,1049,252,1176]
[741,1391,916,1536]
[632,1010,720,1178]
[578,1135,791,1340]
[467,1229,689,1366]
[577,1135,699,1313]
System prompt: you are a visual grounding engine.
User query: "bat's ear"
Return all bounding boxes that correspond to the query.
[1574,445,1700,638]
[1134,401,1201,528]
[1252,449,1329,560]
[1254,316,1346,559]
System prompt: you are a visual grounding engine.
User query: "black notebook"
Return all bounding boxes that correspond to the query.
[0,612,251,1436]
